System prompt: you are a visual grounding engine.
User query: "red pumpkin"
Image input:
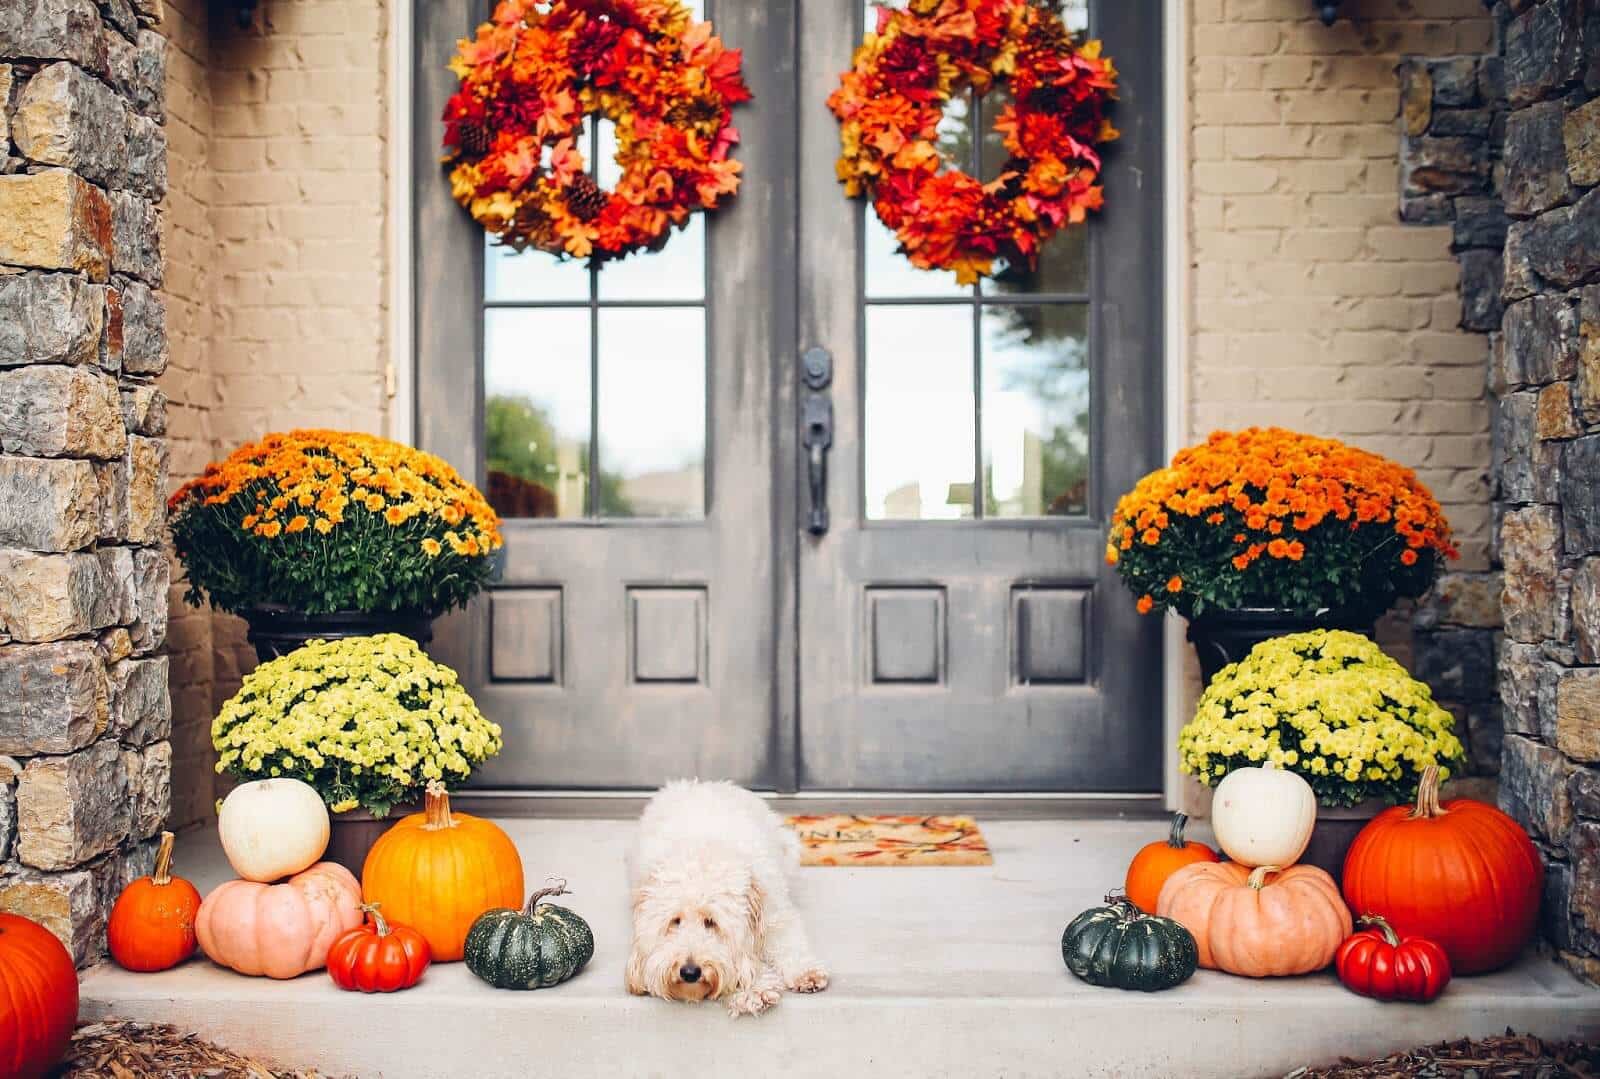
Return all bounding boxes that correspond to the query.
[1336,915,1451,1003]
[1125,812,1219,913]
[1343,765,1542,974]
[0,913,78,1079]
[108,830,202,972]
[327,904,431,993]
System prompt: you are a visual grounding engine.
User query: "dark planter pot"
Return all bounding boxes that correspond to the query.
[324,804,418,877]
[241,606,436,664]
[1301,800,1388,884]
[1186,608,1376,686]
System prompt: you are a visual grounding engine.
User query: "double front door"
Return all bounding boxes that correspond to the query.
[414,0,1164,793]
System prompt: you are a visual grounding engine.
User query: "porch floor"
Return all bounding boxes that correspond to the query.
[81,817,1600,1079]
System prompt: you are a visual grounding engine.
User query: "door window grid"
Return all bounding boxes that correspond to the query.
[482,114,710,521]
[861,90,1094,521]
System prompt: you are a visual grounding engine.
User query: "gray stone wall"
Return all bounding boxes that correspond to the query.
[1402,2,1600,983]
[0,0,171,967]
[1492,0,1600,986]
[1400,53,1510,784]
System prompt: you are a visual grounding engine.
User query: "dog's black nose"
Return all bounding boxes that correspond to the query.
[679,963,701,984]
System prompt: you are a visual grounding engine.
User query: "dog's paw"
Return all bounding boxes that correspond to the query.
[785,966,830,993]
[726,987,782,1017]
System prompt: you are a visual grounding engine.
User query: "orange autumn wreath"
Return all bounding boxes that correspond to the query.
[1108,428,1458,620]
[442,0,750,264]
[828,0,1118,284]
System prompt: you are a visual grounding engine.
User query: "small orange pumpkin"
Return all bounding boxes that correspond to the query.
[361,783,524,961]
[108,830,202,972]
[1125,812,1218,913]
[1157,861,1352,977]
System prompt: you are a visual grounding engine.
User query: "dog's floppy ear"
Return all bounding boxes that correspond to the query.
[745,876,768,945]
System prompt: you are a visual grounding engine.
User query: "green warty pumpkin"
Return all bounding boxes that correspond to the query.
[464,881,595,990]
[1061,891,1199,992]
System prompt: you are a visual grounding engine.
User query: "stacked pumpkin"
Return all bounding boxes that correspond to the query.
[103,775,594,994]
[1064,761,1543,1002]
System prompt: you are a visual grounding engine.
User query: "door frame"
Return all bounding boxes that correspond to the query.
[388,0,1194,810]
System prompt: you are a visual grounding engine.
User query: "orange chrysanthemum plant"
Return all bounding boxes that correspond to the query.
[169,431,504,617]
[1107,428,1458,620]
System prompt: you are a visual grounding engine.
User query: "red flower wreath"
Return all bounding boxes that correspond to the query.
[828,0,1119,284]
[442,0,751,265]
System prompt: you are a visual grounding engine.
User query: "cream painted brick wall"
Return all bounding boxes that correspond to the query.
[208,0,389,442]
[1188,0,1495,574]
[161,0,391,823]
[162,0,223,831]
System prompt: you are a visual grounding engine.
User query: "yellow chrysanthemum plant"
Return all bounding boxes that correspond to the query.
[1178,630,1465,807]
[169,430,503,617]
[213,635,504,817]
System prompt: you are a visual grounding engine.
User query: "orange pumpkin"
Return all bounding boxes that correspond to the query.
[195,862,363,978]
[1125,812,1218,913]
[362,783,524,961]
[108,831,202,972]
[0,913,78,1079]
[1342,764,1542,974]
[1157,861,1352,977]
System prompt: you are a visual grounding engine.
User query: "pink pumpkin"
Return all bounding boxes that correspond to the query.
[196,862,363,978]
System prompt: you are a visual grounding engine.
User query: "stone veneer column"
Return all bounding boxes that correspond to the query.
[1398,53,1510,783]
[1489,0,1599,984]
[0,0,172,966]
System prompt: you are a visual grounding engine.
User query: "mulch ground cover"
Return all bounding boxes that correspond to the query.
[59,1021,339,1079]
[54,1021,1598,1077]
[1285,1032,1600,1078]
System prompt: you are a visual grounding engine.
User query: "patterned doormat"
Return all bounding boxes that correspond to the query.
[786,814,993,866]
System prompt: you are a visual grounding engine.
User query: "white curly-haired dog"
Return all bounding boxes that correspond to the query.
[626,779,829,1017]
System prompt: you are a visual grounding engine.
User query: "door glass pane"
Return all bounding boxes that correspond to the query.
[484,309,592,519]
[598,215,706,302]
[486,235,590,303]
[865,305,975,520]
[981,304,1089,517]
[597,308,706,518]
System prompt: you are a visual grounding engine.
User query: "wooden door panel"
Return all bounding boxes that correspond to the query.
[794,0,1165,793]
[414,0,794,791]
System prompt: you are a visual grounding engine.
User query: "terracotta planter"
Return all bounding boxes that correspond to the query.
[241,606,436,664]
[1302,799,1389,884]
[1186,608,1376,686]
[324,804,418,877]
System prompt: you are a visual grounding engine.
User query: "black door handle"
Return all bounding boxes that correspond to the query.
[803,394,833,536]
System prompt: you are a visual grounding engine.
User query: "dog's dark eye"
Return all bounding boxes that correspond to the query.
[669,916,681,929]
[703,917,716,930]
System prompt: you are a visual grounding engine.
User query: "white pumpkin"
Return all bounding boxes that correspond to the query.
[218,778,330,882]
[1210,763,1317,868]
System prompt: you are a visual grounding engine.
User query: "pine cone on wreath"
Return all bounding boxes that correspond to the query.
[458,121,492,158]
[567,173,609,222]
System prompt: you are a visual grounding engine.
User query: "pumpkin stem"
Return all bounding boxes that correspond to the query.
[1246,865,1281,890]
[1409,764,1446,820]
[423,782,454,831]
[152,830,175,886]
[1167,812,1189,849]
[1357,914,1400,948]
[524,878,570,914]
[360,902,392,938]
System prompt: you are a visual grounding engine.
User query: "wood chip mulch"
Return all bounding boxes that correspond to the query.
[58,1021,347,1079]
[1283,1032,1600,1079]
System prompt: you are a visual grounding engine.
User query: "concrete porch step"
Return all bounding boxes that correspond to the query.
[81,818,1600,1078]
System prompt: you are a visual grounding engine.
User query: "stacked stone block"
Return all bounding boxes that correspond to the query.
[0,0,171,966]
[1451,0,1600,985]
[1398,51,1510,780]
